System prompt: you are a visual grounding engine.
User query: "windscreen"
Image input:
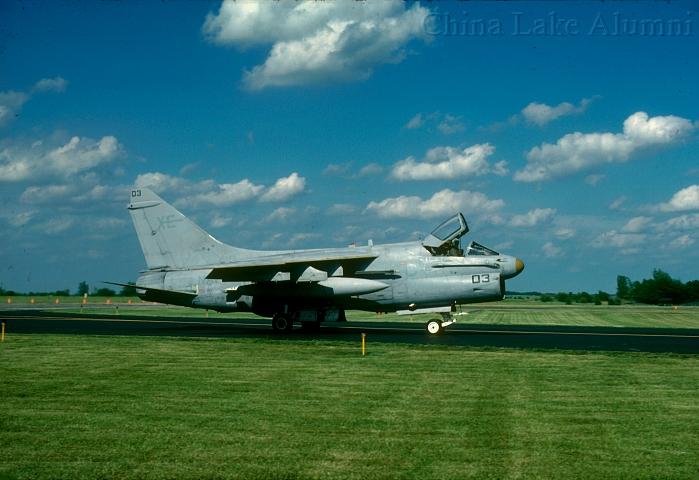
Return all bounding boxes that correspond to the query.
[466,241,499,256]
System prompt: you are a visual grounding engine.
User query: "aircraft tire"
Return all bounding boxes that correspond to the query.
[426,319,443,335]
[272,313,293,333]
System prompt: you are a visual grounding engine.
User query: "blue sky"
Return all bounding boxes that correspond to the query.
[1,0,697,294]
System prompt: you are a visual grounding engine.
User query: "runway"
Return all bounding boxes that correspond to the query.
[2,310,699,354]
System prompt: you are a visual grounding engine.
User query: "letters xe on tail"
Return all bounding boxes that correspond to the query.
[113,187,524,335]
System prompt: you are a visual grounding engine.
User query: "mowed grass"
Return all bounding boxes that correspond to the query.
[1,334,698,479]
[459,304,699,329]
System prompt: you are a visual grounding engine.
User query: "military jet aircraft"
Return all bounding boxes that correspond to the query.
[112,187,524,335]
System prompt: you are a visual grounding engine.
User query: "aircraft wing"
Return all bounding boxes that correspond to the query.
[206,251,378,282]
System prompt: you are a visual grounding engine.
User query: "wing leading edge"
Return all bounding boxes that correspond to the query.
[205,251,378,282]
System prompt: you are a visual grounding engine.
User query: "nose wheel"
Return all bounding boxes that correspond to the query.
[426,319,443,335]
[425,312,456,335]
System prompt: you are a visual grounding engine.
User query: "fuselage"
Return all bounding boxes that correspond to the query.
[125,188,524,333]
[135,240,521,316]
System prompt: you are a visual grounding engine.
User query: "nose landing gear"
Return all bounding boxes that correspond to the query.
[425,312,456,336]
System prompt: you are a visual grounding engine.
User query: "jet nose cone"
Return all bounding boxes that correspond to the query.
[501,257,525,279]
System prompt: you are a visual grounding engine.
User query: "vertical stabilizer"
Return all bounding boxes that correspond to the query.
[128,187,256,269]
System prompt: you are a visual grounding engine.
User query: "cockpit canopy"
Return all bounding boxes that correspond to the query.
[422,213,500,257]
[422,213,469,256]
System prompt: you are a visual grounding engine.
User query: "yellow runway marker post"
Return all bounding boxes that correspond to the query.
[361,333,366,356]
[1,320,5,342]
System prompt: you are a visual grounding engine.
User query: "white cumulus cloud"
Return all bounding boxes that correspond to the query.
[20,184,73,204]
[657,185,699,212]
[670,234,695,249]
[521,97,593,126]
[391,144,506,181]
[622,216,653,233]
[39,216,75,235]
[32,77,68,93]
[0,91,30,127]
[592,230,646,249]
[514,112,695,183]
[135,172,190,193]
[542,242,563,258]
[609,196,627,210]
[662,213,699,231]
[264,207,296,223]
[554,227,576,239]
[357,163,383,177]
[404,111,465,134]
[585,174,606,187]
[135,171,306,206]
[0,210,36,227]
[327,203,357,215]
[203,0,430,90]
[48,136,120,176]
[1,77,68,127]
[437,114,465,135]
[0,135,121,182]
[511,208,556,227]
[210,213,233,228]
[260,172,306,202]
[366,189,504,219]
[405,113,424,129]
[192,179,265,206]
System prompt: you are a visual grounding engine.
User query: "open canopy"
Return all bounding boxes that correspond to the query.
[422,213,469,255]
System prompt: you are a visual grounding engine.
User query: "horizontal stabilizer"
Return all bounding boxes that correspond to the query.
[104,281,197,305]
[104,281,196,297]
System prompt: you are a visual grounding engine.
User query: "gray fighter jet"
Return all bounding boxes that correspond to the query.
[113,187,524,334]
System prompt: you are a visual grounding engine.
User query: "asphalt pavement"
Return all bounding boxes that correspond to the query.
[2,309,698,354]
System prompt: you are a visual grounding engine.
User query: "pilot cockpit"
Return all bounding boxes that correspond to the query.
[422,213,499,258]
[422,213,467,256]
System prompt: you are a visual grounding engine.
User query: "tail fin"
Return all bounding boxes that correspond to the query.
[128,187,256,269]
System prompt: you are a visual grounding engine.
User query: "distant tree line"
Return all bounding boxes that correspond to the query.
[0,282,138,297]
[538,290,618,305]
[617,270,699,305]
[0,287,72,297]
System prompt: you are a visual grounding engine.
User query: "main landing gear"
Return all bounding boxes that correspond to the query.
[271,310,328,333]
[271,312,294,333]
[425,312,456,336]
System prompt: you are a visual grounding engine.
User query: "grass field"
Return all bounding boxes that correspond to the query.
[1,333,698,479]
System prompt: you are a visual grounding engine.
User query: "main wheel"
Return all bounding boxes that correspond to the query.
[426,319,442,335]
[272,313,294,333]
